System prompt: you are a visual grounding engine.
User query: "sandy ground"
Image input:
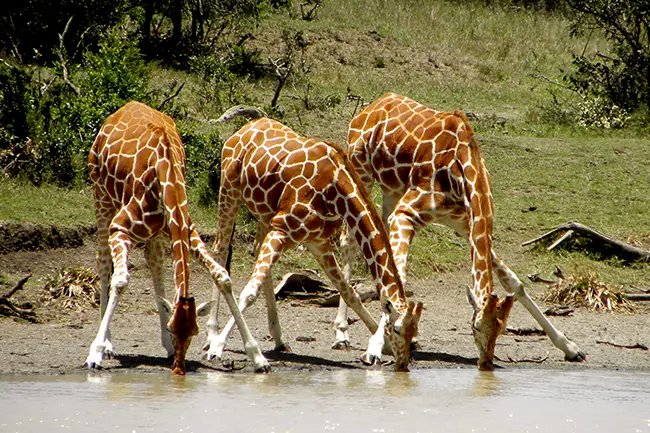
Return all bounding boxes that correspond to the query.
[1,234,649,376]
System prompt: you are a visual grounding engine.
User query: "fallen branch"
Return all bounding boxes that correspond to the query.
[596,340,648,351]
[274,272,413,307]
[624,294,650,301]
[527,273,558,285]
[1,274,31,299]
[157,81,185,111]
[522,220,650,262]
[0,274,37,321]
[543,305,575,316]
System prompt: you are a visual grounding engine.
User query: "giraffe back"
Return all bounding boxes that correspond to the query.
[222,117,407,305]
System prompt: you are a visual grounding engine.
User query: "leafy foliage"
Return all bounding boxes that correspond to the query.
[0,29,150,185]
[178,123,224,207]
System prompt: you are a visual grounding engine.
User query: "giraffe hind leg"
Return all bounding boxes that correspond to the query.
[144,236,174,357]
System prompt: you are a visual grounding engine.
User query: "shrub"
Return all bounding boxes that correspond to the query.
[177,123,224,207]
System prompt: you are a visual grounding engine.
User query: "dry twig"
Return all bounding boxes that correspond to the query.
[596,340,648,350]
[496,353,550,364]
[57,17,81,96]
[43,267,99,310]
[541,271,634,313]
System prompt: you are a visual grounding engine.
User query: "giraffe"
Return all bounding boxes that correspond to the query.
[202,111,423,371]
[87,101,270,374]
[339,93,587,370]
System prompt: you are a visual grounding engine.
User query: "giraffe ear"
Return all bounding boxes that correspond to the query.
[196,301,215,317]
[466,286,480,313]
[158,296,174,315]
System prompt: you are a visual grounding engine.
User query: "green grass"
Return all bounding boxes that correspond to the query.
[0,179,95,226]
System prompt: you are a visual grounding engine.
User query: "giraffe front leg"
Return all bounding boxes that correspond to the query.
[360,313,389,366]
[492,252,587,362]
[85,231,131,368]
[199,265,264,366]
[306,242,380,360]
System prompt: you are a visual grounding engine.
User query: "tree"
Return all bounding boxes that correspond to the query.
[565,0,650,119]
[0,0,129,64]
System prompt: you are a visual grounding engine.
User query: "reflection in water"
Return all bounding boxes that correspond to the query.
[471,370,502,397]
[1,369,649,433]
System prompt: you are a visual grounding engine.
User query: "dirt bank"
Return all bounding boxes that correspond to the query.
[1,231,649,376]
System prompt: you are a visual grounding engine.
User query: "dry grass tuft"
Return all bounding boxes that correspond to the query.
[542,271,634,313]
[43,267,99,310]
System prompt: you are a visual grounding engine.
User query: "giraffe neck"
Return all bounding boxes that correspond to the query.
[334,154,407,313]
[455,111,495,305]
[156,123,191,301]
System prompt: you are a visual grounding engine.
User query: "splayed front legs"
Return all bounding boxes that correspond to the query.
[491,252,587,362]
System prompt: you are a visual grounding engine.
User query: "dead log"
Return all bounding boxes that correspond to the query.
[522,221,650,262]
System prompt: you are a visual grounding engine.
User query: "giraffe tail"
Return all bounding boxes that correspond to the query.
[210,105,267,123]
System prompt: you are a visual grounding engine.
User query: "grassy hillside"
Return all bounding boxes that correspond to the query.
[1,0,648,288]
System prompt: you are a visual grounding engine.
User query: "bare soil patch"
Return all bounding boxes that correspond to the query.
[1,229,649,376]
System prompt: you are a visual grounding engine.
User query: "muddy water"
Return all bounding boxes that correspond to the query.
[1,369,649,433]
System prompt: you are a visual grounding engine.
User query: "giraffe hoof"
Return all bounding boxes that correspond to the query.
[254,364,273,374]
[566,350,588,362]
[360,353,381,366]
[331,340,351,350]
[274,343,292,353]
[84,361,102,370]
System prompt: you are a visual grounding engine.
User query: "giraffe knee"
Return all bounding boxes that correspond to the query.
[238,285,260,308]
[111,274,129,293]
[216,275,233,296]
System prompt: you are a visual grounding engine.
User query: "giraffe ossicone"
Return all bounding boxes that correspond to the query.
[341,93,587,370]
[204,111,423,371]
[87,101,269,374]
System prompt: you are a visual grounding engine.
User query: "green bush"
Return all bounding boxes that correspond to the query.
[0,28,150,186]
[178,123,224,207]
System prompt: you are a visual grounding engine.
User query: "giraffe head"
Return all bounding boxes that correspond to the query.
[466,289,514,371]
[384,300,424,372]
[161,296,213,375]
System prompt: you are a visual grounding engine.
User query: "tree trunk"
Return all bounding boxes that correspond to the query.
[171,0,184,46]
